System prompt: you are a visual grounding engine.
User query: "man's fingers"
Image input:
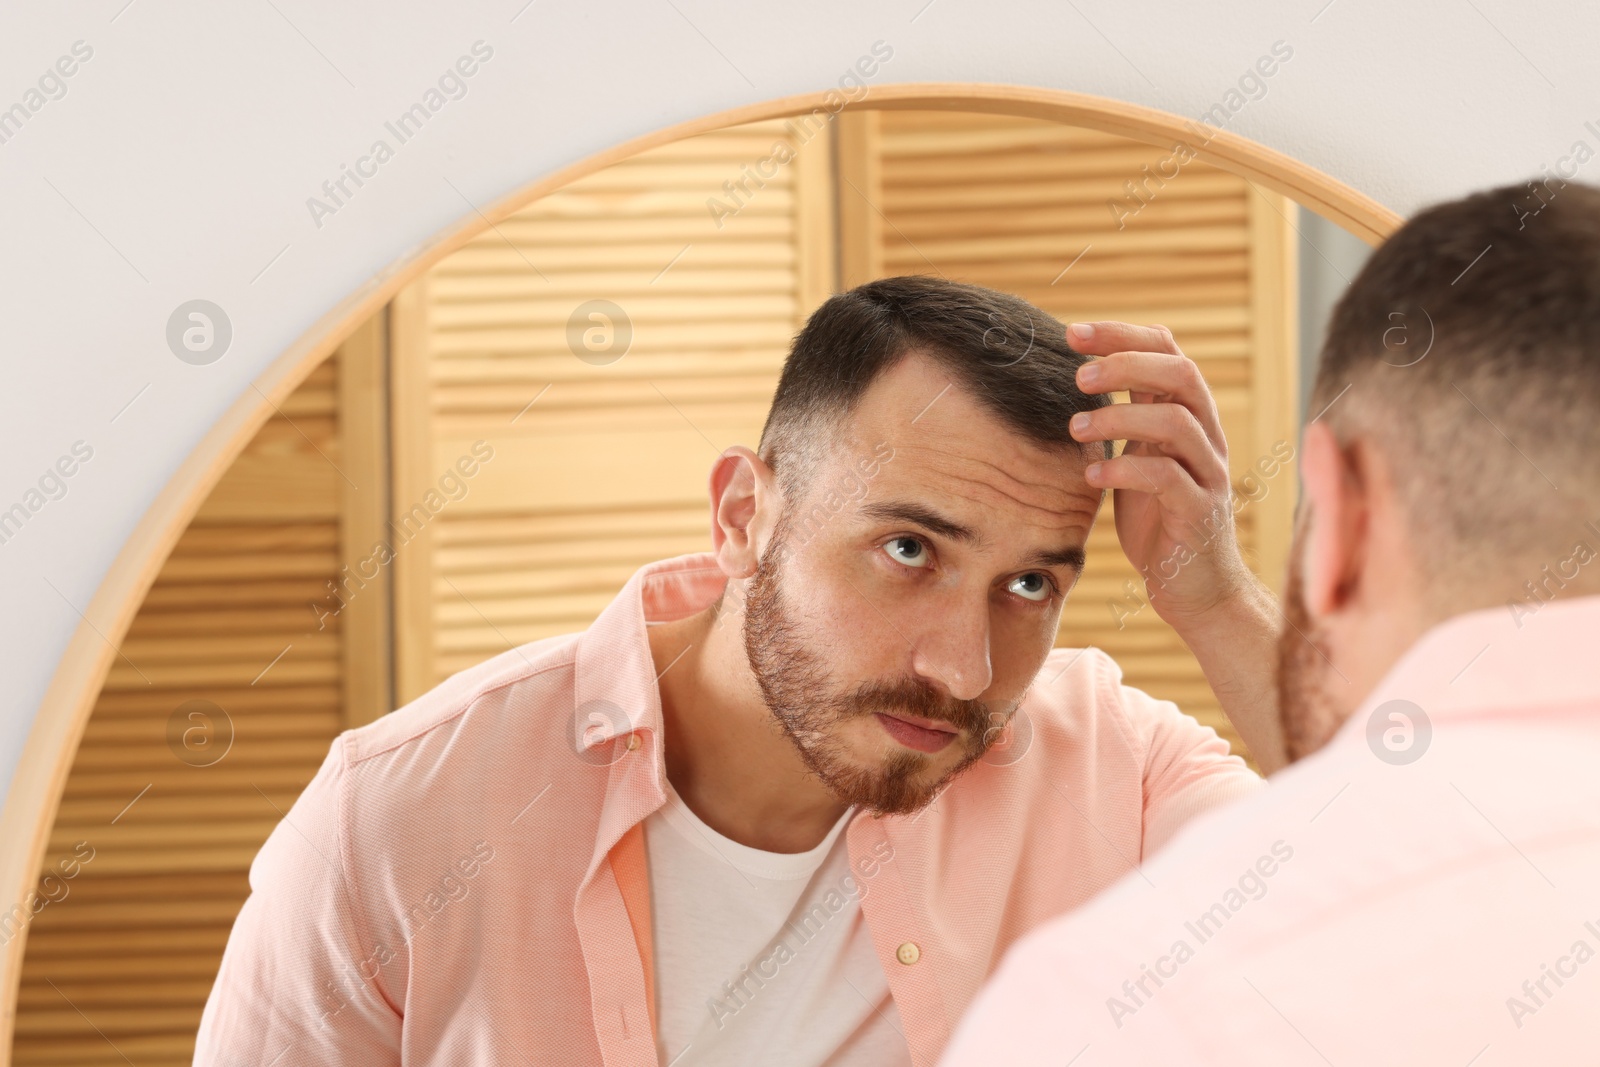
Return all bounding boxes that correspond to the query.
[1067,321,1180,357]
[1074,351,1224,452]
[1070,403,1229,490]
[1085,454,1211,517]
[1076,351,1204,400]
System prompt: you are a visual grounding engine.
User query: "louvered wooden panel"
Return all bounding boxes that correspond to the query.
[393,118,836,692]
[862,111,1298,757]
[13,360,350,1067]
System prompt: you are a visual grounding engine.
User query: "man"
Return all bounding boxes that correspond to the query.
[942,183,1600,1065]
[194,276,1284,1067]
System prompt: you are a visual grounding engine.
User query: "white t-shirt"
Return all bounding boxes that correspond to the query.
[643,783,911,1067]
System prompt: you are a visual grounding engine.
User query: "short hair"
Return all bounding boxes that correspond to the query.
[757,275,1112,503]
[1310,179,1600,604]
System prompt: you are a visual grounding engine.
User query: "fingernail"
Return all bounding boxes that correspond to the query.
[1078,363,1100,387]
[1071,412,1092,434]
[1086,462,1104,480]
[1069,323,1094,341]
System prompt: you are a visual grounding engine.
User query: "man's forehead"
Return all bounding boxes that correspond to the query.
[844,349,1086,457]
[826,353,1102,531]
[850,348,991,426]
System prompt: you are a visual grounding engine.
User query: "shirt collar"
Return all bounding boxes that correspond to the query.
[572,551,729,753]
[1329,591,1600,749]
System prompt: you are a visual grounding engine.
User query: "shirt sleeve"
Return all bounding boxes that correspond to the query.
[193,734,403,1066]
[1110,671,1265,860]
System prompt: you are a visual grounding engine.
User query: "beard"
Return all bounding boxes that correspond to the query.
[1276,548,1346,763]
[740,512,1000,815]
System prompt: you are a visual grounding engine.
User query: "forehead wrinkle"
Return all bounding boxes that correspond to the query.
[938,467,1100,531]
[887,440,1099,528]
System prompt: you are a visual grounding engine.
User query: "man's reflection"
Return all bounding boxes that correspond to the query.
[194,275,1281,1067]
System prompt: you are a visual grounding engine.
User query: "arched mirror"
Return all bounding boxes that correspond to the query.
[10,95,1380,1066]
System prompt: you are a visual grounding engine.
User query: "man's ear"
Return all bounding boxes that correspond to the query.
[709,446,779,578]
[1297,420,1365,620]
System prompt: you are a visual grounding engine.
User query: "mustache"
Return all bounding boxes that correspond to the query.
[847,677,992,735]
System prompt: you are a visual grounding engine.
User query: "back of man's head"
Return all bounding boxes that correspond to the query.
[1311,179,1600,615]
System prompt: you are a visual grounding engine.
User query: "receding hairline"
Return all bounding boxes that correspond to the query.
[760,341,1109,503]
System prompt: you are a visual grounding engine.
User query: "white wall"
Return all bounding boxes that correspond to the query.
[2,0,1596,806]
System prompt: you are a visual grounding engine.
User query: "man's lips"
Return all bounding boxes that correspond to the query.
[873,711,959,754]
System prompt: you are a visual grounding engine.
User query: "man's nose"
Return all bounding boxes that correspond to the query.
[909,593,993,703]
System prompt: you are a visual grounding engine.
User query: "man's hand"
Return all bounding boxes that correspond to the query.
[1066,319,1287,773]
[1065,320,1253,625]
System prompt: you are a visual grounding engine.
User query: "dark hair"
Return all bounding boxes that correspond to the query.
[757,275,1111,501]
[1311,179,1600,590]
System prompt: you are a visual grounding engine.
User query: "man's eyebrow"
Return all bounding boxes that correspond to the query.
[1024,547,1088,572]
[861,499,981,546]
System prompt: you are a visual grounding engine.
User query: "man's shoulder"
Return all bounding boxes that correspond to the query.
[341,631,583,770]
[975,715,1600,1059]
[1008,724,1437,968]
[1018,645,1260,834]
[1030,645,1123,709]
[1024,645,1177,751]
[994,744,1333,978]
[287,632,594,893]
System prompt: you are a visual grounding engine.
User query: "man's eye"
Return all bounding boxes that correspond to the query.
[883,537,930,568]
[1008,572,1052,602]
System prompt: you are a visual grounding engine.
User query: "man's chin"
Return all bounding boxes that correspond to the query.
[818,746,976,817]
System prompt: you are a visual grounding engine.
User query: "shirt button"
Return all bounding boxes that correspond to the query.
[896,942,921,965]
[626,734,641,751]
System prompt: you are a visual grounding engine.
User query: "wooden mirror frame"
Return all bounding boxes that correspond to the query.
[0,82,1401,1059]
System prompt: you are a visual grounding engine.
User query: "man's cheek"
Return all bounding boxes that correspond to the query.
[990,621,1055,702]
[816,599,891,685]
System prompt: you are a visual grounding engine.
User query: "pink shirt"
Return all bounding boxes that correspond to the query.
[942,594,1600,1066]
[193,551,1260,1067]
